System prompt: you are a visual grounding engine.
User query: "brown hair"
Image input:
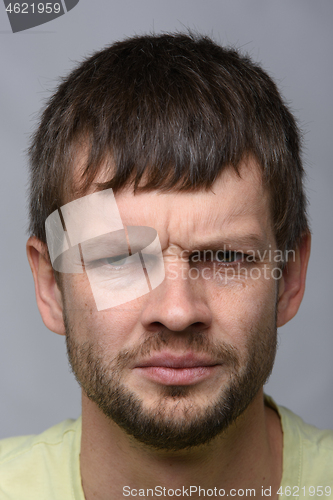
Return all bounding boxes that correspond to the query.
[28,32,308,251]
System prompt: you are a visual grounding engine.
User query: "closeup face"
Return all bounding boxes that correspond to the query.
[57,156,281,450]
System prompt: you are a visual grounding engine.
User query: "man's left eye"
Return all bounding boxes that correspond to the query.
[215,251,244,263]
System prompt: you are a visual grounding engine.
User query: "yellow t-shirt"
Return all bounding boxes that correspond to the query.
[0,417,84,499]
[266,396,333,496]
[0,398,332,499]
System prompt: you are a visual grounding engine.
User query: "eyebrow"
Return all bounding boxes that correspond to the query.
[76,227,158,260]
[80,233,129,260]
[187,234,272,254]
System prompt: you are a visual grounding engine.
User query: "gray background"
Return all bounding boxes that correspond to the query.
[0,0,332,438]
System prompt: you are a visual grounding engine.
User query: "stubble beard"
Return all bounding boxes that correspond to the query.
[64,311,277,451]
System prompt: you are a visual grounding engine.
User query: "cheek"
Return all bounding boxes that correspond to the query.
[62,273,145,349]
[208,277,277,348]
[62,273,93,309]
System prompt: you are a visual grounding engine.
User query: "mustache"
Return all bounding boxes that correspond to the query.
[113,330,240,372]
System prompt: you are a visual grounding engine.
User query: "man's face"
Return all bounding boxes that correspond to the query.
[61,158,279,450]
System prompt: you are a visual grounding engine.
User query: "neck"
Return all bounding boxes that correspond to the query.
[80,390,282,500]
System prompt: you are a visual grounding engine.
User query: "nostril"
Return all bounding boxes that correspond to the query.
[147,321,165,332]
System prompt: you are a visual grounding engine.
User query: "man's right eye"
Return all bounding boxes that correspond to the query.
[105,254,130,267]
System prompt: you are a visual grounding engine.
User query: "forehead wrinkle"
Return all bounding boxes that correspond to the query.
[214,187,272,245]
[181,188,271,248]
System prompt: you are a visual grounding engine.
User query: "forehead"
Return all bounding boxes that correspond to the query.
[104,158,274,251]
[69,153,274,252]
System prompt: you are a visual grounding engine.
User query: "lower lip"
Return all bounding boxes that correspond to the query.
[134,365,219,385]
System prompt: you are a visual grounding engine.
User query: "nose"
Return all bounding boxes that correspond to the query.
[140,262,212,333]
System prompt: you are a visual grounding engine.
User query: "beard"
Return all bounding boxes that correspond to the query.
[64,311,277,451]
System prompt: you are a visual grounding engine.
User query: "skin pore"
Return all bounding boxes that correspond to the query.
[27,157,311,499]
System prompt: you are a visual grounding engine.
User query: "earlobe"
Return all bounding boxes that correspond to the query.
[277,232,311,327]
[26,236,66,335]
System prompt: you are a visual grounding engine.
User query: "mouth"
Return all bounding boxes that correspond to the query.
[133,353,221,386]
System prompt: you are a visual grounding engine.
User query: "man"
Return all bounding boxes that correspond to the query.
[1,33,332,499]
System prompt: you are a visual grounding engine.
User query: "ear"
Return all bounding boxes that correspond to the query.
[277,232,311,327]
[26,236,66,335]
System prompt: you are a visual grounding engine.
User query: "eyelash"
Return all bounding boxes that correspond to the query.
[87,253,158,272]
[189,251,248,266]
[105,254,131,268]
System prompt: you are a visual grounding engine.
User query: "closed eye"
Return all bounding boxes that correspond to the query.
[214,251,245,263]
[189,250,246,264]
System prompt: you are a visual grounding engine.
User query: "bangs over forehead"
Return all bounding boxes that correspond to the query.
[29,33,308,251]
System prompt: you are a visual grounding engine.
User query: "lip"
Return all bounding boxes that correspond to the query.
[134,353,221,386]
